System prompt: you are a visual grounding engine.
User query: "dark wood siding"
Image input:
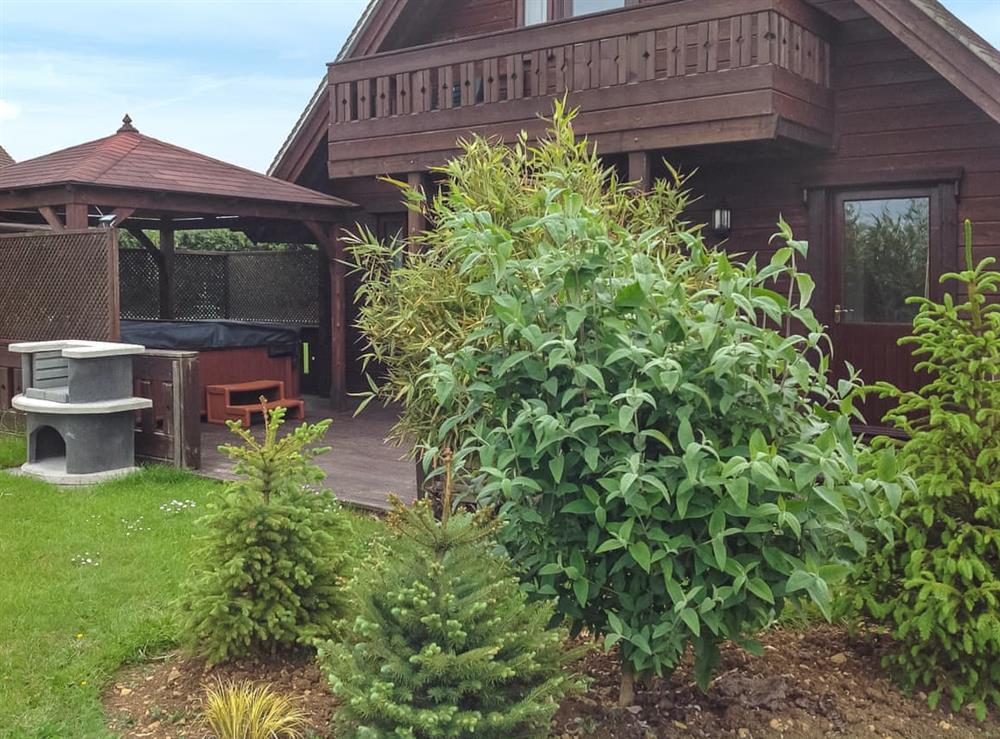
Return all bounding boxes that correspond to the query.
[380,0,518,50]
[423,0,517,43]
[829,18,1000,271]
[652,17,1000,287]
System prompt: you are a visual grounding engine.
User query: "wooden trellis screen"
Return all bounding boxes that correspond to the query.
[0,229,120,343]
[119,248,321,324]
[0,229,119,416]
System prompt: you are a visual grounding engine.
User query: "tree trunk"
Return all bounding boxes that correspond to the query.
[619,670,636,707]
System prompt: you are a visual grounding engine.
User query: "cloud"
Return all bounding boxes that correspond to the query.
[0,100,21,121]
[0,47,320,170]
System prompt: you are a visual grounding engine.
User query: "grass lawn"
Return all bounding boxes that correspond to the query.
[0,432,26,469]
[0,464,383,739]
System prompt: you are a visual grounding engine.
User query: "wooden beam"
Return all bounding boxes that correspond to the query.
[111,207,136,226]
[65,203,89,229]
[406,171,427,254]
[0,185,355,223]
[159,222,176,320]
[628,151,652,191]
[37,206,65,231]
[126,227,161,260]
[304,220,348,410]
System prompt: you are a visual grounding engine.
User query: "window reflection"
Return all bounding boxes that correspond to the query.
[841,197,930,324]
[524,0,548,24]
[572,0,627,15]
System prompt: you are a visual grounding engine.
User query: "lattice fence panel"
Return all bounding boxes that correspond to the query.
[175,252,228,320]
[119,248,320,325]
[0,229,119,341]
[227,251,320,324]
[119,249,160,320]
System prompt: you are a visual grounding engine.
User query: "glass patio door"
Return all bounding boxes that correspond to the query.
[830,188,934,427]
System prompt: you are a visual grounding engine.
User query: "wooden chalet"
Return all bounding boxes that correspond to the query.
[270,0,1000,416]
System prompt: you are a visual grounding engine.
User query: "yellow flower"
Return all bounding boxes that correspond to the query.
[75,633,84,640]
[80,680,88,686]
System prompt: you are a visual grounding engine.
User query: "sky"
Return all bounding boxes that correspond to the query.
[1,0,998,174]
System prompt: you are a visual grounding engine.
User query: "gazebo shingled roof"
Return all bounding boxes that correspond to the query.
[0,116,355,222]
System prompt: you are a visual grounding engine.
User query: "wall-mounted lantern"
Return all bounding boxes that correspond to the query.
[712,201,732,237]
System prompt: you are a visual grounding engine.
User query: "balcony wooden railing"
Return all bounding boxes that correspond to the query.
[327,0,833,176]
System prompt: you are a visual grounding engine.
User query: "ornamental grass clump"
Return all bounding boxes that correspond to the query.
[181,405,351,664]
[392,103,904,703]
[319,461,581,739]
[203,679,308,739]
[851,221,1000,719]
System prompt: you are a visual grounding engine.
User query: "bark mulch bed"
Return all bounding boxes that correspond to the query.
[104,626,996,738]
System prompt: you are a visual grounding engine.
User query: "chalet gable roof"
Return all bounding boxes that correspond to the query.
[854,0,1000,125]
[1,118,354,210]
[268,0,1000,179]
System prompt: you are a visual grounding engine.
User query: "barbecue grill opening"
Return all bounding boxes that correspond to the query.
[31,426,66,464]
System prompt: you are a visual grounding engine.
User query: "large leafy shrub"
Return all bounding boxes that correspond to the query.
[181,406,351,663]
[350,100,689,465]
[851,221,1000,718]
[319,479,580,738]
[409,106,901,701]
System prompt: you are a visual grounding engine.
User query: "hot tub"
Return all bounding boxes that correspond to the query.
[119,321,302,416]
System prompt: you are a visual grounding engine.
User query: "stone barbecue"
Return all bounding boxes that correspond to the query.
[10,340,152,484]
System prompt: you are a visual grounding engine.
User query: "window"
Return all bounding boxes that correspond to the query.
[521,0,627,25]
[839,196,930,324]
[523,0,548,25]
[570,0,626,16]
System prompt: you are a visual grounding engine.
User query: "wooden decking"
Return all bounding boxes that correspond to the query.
[198,399,418,511]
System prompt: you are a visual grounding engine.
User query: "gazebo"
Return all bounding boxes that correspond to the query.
[0,116,357,405]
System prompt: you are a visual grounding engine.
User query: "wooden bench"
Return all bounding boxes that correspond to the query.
[205,380,305,427]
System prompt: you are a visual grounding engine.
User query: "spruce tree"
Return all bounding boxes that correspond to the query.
[853,221,1000,718]
[320,462,580,738]
[181,405,352,664]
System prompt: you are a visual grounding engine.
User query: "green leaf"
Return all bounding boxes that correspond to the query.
[576,364,606,392]
[595,538,625,553]
[711,534,727,571]
[747,578,774,604]
[709,509,726,538]
[680,607,700,636]
[561,499,596,514]
[725,478,749,509]
[629,542,652,573]
[615,282,646,309]
[786,570,814,594]
[549,456,565,483]
[573,578,590,607]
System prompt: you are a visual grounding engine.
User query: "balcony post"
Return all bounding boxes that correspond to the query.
[406,171,427,254]
[628,151,652,192]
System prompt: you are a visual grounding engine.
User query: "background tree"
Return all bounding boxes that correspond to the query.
[320,466,581,738]
[181,406,352,663]
[851,221,1000,719]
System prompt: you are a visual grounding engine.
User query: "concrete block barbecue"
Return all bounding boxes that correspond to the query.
[10,340,152,485]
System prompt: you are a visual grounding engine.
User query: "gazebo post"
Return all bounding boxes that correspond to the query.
[65,203,89,229]
[159,219,176,320]
[304,220,347,411]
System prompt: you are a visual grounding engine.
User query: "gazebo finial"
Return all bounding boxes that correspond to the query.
[118,114,137,133]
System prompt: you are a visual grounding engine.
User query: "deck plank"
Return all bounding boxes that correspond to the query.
[197,399,417,511]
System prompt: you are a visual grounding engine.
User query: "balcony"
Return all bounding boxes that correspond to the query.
[327,0,833,178]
